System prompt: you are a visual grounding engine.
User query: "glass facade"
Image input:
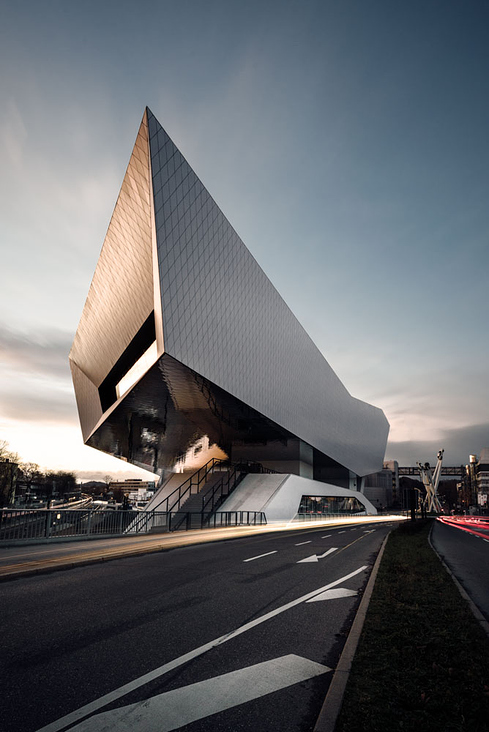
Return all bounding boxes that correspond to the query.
[298,494,364,515]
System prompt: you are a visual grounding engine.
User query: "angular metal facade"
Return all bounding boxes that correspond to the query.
[70,108,389,482]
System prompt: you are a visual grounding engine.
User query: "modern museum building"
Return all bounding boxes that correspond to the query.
[69,108,389,522]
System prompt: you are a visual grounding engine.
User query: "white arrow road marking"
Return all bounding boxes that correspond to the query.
[36,565,367,732]
[295,540,312,546]
[69,655,331,732]
[243,551,277,562]
[297,548,337,563]
[306,588,358,603]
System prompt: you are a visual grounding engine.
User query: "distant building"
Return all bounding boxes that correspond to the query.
[363,460,399,509]
[109,479,156,502]
[477,449,489,494]
[460,450,489,510]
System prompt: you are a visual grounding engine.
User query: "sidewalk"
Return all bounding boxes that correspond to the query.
[0,515,400,581]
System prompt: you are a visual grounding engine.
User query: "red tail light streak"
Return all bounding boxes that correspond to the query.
[438,515,489,540]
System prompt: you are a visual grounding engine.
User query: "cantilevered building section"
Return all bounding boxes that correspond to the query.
[70,108,389,519]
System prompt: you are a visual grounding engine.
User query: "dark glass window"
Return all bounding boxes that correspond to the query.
[298,495,363,515]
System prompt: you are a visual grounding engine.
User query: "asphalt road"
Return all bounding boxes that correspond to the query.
[1,521,393,732]
[431,519,489,622]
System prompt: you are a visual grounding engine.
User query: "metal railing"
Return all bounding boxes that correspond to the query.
[201,464,245,514]
[154,458,230,513]
[0,508,266,542]
[295,511,367,521]
[152,458,277,515]
[166,510,266,532]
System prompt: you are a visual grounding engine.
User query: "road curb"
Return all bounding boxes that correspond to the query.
[428,522,489,639]
[313,532,390,732]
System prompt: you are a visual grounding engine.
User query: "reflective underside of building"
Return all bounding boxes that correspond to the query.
[70,108,389,490]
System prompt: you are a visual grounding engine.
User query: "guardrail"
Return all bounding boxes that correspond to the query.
[294,511,367,521]
[0,508,267,542]
[168,510,266,532]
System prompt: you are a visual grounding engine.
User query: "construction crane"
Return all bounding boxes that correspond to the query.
[416,449,444,513]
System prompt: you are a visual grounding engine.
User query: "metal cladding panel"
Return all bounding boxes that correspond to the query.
[70,112,154,390]
[69,360,102,443]
[147,109,388,476]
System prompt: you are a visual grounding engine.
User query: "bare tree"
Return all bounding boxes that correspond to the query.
[19,462,42,503]
[0,439,20,464]
[104,475,113,495]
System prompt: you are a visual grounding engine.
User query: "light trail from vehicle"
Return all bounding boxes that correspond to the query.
[437,516,489,541]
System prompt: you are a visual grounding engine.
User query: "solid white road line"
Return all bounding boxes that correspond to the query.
[69,655,331,732]
[297,548,338,564]
[36,565,367,732]
[295,540,312,546]
[243,551,278,562]
[306,588,358,603]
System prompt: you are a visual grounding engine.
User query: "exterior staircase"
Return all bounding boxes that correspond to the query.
[145,458,276,532]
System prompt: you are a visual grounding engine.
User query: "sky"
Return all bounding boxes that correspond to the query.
[0,0,488,480]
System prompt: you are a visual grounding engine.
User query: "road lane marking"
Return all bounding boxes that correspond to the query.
[69,655,331,731]
[295,540,312,546]
[243,551,278,562]
[37,565,367,732]
[321,535,332,539]
[338,531,346,534]
[297,548,337,564]
[306,588,358,602]
[350,528,357,531]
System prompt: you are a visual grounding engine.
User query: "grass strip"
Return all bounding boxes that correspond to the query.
[336,519,489,732]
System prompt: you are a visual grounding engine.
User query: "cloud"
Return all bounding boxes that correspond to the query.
[0,99,27,171]
[0,323,72,378]
[0,323,76,424]
[0,387,77,424]
[386,422,489,466]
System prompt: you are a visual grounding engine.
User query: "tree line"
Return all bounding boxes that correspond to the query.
[0,439,76,507]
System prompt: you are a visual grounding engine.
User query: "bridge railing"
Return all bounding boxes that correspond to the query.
[0,508,267,542]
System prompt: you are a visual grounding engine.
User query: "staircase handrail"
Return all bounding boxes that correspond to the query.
[151,458,276,515]
[201,464,247,515]
[156,457,229,514]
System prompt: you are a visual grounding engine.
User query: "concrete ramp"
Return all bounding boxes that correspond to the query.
[219,473,377,522]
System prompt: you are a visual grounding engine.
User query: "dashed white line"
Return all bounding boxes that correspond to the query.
[243,551,278,562]
[295,540,312,546]
[338,531,346,534]
[321,535,332,539]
